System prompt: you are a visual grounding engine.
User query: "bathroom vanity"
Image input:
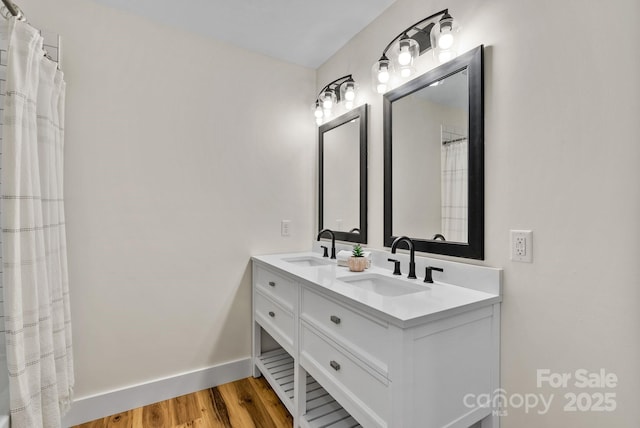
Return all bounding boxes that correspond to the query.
[252,246,501,428]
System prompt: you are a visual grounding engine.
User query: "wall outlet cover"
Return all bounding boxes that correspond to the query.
[510,230,533,262]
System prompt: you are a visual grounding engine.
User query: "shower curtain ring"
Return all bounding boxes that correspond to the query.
[0,4,25,21]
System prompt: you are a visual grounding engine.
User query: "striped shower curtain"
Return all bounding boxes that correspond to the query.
[441,138,468,243]
[1,18,73,428]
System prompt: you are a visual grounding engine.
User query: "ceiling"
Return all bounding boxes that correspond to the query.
[92,0,397,69]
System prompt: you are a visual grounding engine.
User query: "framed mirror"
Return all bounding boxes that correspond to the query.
[384,46,484,259]
[319,104,368,243]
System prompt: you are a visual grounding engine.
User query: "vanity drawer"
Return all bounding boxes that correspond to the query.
[254,291,295,350]
[255,266,297,311]
[301,287,390,375]
[300,324,389,426]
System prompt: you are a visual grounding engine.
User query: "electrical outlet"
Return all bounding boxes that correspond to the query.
[281,220,291,237]
[511,230,532,262]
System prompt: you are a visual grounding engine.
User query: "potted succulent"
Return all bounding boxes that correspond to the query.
[348,244,367,272]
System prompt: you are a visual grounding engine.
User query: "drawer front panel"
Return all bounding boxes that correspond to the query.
[255,292,295,348]
[255,266,297,311]
[300,324,389,424]
[301,288,390,374]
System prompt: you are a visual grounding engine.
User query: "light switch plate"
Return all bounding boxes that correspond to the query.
[281,220,291,237]
[511,230,533,262]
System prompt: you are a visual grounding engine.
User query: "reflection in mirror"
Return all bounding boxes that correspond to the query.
[384,45,484,259]
[319,105,367,243]
[392,69,468,243]
[324,119,359,232]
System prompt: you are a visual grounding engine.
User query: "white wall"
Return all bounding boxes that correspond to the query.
[18,0,316,399]
[318,0,640,426]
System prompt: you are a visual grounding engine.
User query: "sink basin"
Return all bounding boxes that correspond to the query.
[282,256,334,267]
[338,273,427,297]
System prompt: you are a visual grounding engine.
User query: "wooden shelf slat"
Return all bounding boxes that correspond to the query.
[302,373,362,428]
[255,348,296,415]
[257,347,362,428]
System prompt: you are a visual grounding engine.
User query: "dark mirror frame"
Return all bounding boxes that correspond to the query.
[319,104,368,244]
[384,45,484,259]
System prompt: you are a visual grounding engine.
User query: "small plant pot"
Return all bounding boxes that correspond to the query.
[348,256,367,272]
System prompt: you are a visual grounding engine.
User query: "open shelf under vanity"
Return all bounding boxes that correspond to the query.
[301,378,362,428]
[254,348,295,414]
[255,347,362,428]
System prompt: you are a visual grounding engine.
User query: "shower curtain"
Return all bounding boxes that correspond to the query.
[1,18,73,428]
[441,138,468,243]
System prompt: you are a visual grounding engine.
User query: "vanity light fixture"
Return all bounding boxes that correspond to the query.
[312,75,357,125]
[372,9,458,93]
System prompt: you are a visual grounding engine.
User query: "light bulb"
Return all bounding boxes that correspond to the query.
[377,65,390,83]
[344,87,355,101]
[439,31,454,50]
[320,89,336,110]
[371,56,391,94]
[400,67,411,78]
[398,46,412,66]
[314,105,323,119]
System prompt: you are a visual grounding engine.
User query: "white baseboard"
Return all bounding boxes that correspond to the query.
[62,357,252,427]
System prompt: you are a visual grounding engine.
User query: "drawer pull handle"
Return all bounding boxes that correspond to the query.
[330,315,341,325]
[330,360,341,371]
[268,311,275,318]
[268,281,276,287]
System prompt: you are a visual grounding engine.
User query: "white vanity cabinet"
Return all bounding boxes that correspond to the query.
[251,265,298,416]
[252,255,501,428]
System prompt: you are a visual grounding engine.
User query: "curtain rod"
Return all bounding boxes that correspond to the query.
[442,136,467,145]
[1,0,24,20]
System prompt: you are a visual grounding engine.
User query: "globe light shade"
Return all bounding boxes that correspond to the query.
[430,12,459,64]
[319,89,337,110]
[390,35,419,79]
[371,55,393,92]
[438,30,454,50]
[311,101,324,125]
[340,79,357,103]
[394,36,419,66]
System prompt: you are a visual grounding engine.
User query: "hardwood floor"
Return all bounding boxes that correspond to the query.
[73,377,293,428]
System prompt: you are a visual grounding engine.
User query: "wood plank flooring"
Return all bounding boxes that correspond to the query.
[73,377,293,428]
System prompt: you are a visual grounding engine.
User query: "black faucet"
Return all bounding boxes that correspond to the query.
[317,229,336,259]
[424,266,444,283]
[390,236,416,279]
[320,245,329,258]
[387,258,402,275]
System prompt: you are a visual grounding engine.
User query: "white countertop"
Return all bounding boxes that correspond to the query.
[252,251,502,328]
